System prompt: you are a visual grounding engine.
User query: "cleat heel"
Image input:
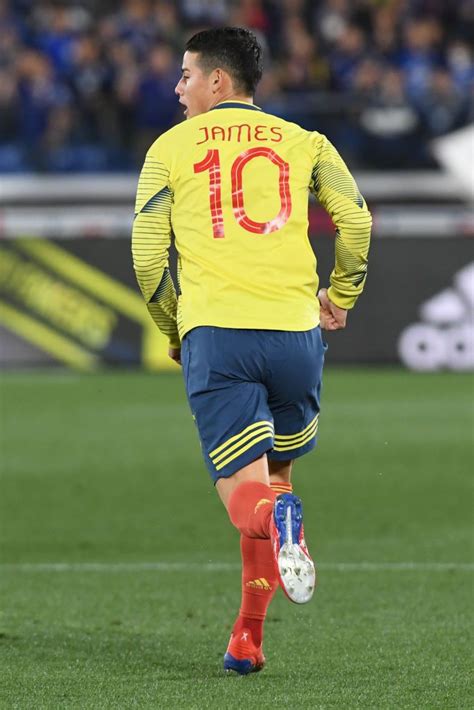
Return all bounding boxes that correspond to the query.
[224,629,266,675]
[223,653,255,675]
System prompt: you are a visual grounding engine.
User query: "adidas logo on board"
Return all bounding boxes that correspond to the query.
[398,262,474,371]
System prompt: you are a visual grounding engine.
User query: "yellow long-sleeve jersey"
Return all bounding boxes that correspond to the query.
[132,101,372,347]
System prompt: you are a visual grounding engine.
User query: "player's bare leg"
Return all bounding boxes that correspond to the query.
[219,455,315,674]
[268,458,293,484]
[215,453,293,506]
[216,453,271,509]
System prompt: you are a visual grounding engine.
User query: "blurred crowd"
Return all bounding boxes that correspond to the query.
[1,0,472,172]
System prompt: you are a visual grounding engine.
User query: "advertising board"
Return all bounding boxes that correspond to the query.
[1,236,472,370]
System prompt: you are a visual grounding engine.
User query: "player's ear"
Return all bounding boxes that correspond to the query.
[211,67,223,93]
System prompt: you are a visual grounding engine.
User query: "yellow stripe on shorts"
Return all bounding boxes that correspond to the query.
[210,420,274,459]
[214,431,274,471]
[273,414,319,442]
[273,417,319,452]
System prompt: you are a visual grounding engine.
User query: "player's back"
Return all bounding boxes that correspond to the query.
[150,102,321,338]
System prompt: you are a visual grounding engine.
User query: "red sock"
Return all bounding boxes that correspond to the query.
[269,481,293,497]
[232,481,293,648]
[227,481,276,538]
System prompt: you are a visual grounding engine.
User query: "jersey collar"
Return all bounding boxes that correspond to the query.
[211,101,262,112]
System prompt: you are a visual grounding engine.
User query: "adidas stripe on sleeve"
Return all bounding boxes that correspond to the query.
[310,135,372,310]
[132,152,180,348]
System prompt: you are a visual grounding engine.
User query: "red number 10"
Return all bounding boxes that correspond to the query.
[193,147,292,238]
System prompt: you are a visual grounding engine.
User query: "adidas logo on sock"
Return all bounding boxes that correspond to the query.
[246,578,272,591]
[254,498,272,514]
[398,262,474,372]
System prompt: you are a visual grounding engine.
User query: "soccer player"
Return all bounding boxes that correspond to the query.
[132,27,371,674]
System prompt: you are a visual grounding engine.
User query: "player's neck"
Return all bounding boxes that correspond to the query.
[211,92,253,109]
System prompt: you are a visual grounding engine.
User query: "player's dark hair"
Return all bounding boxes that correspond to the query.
[185,27,263,95]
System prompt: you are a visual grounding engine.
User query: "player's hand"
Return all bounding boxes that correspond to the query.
[318,288,347,330]
[168,347,181,365]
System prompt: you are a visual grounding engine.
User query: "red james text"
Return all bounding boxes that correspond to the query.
[196,124,283,145]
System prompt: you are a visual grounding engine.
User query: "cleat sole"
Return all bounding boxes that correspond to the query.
[273,494,317,604]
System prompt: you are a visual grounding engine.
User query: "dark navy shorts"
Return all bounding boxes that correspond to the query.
[181,326,327,483]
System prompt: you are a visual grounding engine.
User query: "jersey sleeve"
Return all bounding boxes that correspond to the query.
[132,145,180,348]
[309,134,372,309]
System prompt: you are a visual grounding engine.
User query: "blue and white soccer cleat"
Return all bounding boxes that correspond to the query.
[270,493,316,604]
[223,629,266,675]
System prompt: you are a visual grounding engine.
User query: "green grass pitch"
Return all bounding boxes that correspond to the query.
[1,369,472,708]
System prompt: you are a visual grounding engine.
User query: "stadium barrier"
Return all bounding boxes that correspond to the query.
[1,235,472,371]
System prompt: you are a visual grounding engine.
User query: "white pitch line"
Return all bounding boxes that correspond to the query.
[1,562,473,573]
[0,562,238,573]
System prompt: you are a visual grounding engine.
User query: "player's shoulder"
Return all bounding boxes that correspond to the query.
[259,110,325,151]
[146,119,192,157]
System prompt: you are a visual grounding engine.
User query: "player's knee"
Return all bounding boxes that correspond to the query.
[226,480,276,538]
